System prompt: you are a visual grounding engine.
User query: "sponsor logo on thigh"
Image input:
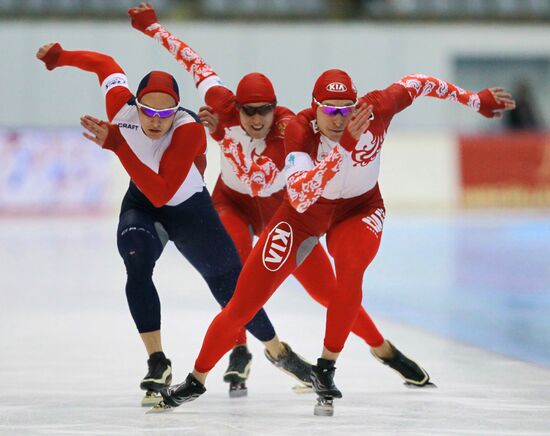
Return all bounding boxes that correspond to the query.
[262,221,293,272]
[361,208,385,237]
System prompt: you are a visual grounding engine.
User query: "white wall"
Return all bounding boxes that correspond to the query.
[3,21,549,129]
[378,132,458,210]
[4,20,547,210]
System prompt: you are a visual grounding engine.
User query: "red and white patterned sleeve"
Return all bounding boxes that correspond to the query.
[283,115,343,213]
[129,7,225,100]
[39,43,132,121]
[102,122,207,208]
[392,74,506,118]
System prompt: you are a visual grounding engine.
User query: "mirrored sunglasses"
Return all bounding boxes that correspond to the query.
[136,101,179,119]
[238,103,276,117]
[314,98,356,117]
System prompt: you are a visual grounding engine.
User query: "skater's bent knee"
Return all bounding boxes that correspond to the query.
[123,250,156,274]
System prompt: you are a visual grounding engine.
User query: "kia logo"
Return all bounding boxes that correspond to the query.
[326,82,347,92]
[262,221,293,272]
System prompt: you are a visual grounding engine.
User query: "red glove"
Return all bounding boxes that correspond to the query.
[477,89,506,118]
[101,122,126,152]
[339,128,359,152]
[40,43,63,71]
[128,6,158,33]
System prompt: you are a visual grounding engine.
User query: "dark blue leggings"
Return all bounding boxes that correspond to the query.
[116,187,276,342]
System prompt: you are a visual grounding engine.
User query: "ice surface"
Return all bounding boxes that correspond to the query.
[1,216,549,435]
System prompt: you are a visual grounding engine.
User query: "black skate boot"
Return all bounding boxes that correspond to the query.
[264,342,312,389]
[370,341,434,387]
[310,358,342,417]
[147,373,206,413]
[223,345,252,398]
[140,351,172,406]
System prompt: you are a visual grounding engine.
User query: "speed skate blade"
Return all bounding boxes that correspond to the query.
[292,384,314,394]
[229,388,248,398]
[141,392,162,407]
[404,381,437,389]
[146,400,174,414]
[314,396,334,416]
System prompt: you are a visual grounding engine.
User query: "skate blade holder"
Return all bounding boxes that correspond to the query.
[404,381,437,389]
[314,396,334,416]
[141,391,162,407]
[229,382,248,398]
[146,400,174,414]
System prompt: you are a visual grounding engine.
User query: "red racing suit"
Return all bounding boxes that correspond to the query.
[192,74,505,372]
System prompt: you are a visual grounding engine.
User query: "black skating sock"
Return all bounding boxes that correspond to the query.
[317,358,336,369]
[149,351,168,362]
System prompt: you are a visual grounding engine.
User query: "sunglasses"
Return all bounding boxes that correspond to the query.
[314,98,356,117]
[237,103,276,117]
[136,101,179,119]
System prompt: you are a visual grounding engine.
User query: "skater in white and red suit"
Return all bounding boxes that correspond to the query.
[129,2,435,394]
[35,39,312,405]
[152,58,515,410]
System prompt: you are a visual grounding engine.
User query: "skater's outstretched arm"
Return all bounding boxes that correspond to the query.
[80,114,206,207]
[36,43,132,121]
[381,74,515,118]
[129,3,282,196]
[128,2,223,101]
[284,104,373,213]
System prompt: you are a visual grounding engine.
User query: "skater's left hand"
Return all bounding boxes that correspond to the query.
[478,87,516,118]
[80,115,124,151]
[347,103,374,139]
[198,105,219,135]
[80,115,109,146]
[338,103,373,152]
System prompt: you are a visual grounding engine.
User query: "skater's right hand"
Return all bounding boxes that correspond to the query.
[199,105,219,135]
[36,42,62,70]
[128,2,158,32]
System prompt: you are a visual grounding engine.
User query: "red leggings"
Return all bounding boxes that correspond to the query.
[197,193,385,372]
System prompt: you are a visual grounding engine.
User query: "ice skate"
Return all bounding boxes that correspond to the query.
[311,358,342,417]
[223,345,252,398]
[140,352,172,406]
[371,341,435,388]
[264,342,313,390]
[147,373,206,413]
